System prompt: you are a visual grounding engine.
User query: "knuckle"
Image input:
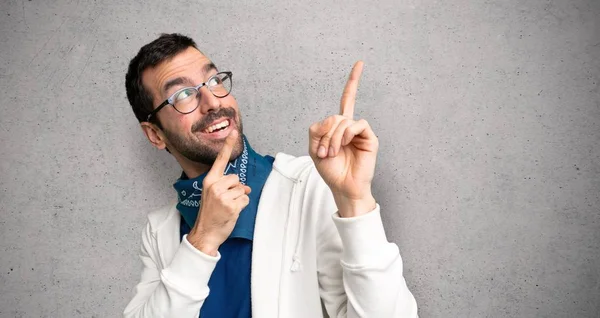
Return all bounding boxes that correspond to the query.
[227,203,238,213]
[204,182,215,194]
[340,118,352,127]
[324,116,336,125]
[223,174,234,183]
[235,185,244,192]
[370,137,379,148]
[240,195,250,204]
[215,190,226,200]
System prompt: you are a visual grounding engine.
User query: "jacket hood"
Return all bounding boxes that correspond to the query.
[272,153,314,182]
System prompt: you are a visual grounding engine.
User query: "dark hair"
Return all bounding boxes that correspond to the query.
[125,33,199,129]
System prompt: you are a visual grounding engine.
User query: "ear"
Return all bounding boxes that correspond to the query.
[140,122,167,150]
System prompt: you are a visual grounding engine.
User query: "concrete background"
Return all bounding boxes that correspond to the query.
[0,0,598,317]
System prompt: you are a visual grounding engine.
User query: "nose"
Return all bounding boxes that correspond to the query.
[197,85,221,114]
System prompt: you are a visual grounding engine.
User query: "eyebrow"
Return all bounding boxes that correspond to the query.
[162,77,190,93]
[204,62,218,75]
[162,62,218,93]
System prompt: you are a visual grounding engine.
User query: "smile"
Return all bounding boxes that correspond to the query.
[203,119,230,134]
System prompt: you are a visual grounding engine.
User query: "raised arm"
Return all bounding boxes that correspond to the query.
[309,62,418,317]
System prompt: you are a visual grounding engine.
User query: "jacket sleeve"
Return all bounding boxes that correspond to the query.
[310,168,419,318]
[123,219,219,318]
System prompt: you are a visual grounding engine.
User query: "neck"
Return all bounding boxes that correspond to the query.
[172,151,211,179]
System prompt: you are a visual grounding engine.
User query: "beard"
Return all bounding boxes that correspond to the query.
[162,107,244,166]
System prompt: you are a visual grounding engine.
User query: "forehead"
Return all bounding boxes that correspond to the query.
[142,47,213,97]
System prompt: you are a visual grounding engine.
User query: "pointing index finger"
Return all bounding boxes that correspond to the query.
[208,129,238,179]
[340,60,364,119]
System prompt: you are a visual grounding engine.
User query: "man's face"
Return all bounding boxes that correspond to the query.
[142,47,243,165]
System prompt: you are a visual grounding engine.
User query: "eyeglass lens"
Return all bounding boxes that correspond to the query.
[173,73,232,114]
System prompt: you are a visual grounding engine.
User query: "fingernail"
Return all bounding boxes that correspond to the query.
[318,146,327,158]
[328,146,335,157]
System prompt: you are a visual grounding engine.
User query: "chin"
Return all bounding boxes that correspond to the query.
[206,132,244,162]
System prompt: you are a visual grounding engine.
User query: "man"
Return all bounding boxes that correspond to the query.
[123,33,418,318]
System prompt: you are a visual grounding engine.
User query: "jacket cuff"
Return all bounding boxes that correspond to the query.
[332,204,393,266]
[160,234,220,298]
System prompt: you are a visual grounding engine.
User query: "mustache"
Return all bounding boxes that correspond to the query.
[192,108,237,133]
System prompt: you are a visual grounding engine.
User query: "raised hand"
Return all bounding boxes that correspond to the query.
[187,130,252,256]
[308,61,378,217]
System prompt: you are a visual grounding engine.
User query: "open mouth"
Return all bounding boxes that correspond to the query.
[203,118,231,134]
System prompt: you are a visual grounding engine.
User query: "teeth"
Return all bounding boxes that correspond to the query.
[205,120,229,133]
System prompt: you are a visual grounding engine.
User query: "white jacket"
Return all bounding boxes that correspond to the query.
[124,153,418,318]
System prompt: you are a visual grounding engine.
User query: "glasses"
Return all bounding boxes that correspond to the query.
[146,71,233,122]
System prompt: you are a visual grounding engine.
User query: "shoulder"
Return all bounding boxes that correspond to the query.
[271,152,315,182]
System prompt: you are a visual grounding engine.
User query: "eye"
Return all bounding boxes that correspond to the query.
[174,88,196,102]
[207,76,223,87]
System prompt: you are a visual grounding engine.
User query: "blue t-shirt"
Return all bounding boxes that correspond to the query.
[180,219,253,318]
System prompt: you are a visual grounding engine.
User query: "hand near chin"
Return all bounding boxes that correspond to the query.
[308,61,378,218]
[187,130,252,256]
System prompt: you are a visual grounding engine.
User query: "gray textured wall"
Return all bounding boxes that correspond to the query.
[1,0,598,317]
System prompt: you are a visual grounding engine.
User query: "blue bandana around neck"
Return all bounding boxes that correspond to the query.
[173,135,274,240]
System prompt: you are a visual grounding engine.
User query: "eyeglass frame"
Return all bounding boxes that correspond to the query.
[145,71,233,122]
